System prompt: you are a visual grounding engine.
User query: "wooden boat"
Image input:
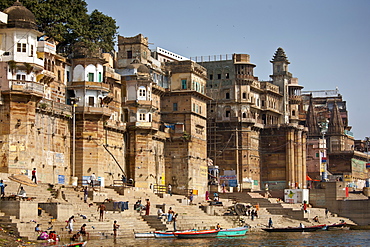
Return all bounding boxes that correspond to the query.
[324,222,347,230]
[134,232,155,238]
[50,242,87,247]
[64,242,87,247]
[154,231,175,238]
[262,224,326,232]
[217,226,249,237]
[174,229,220,239]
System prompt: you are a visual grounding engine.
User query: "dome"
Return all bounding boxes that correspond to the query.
[3,1,37,30]
[126,60,150,74]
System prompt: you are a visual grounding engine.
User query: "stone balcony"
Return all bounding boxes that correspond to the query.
[68,81,110,92]
[75,105,113,117]
[9,79,44,97]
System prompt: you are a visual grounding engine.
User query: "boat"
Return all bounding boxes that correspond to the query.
[174,229,220,239]
[262,224,326,232]
[217,226,249,237]
[49,242,87,247]
[134,232,155,238]
[64,242,87,247]
[154,231,175,238]
[324,222,347,230]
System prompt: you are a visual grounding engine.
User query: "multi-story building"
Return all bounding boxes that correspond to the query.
[0,2,71,183]
[302,89,368,187]
[117,34,210,195]
[199,48,307,191]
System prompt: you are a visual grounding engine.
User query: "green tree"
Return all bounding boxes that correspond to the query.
[0,0,118,55]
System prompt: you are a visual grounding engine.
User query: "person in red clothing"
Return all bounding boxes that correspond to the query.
[145,199,150,215]
[31,168,37,184]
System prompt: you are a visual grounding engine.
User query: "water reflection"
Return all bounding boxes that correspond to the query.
[78,230,369,247]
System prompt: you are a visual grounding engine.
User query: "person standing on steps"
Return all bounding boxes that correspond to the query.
[113,221,120,237]
[145,199,150,215]
[66,215,75,234]
[90,173,96,187]
[168,184,172,196]
[97,203,106,221]
[32,168,37,184]
[83,187,88,203]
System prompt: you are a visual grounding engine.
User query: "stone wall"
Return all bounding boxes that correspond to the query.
[0,201,37,220]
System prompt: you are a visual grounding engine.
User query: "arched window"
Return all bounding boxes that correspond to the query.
[138,86,146,100]
[242,112,247,118]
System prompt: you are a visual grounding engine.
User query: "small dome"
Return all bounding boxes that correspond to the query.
[126,60,150,74]
[3,1,37,30]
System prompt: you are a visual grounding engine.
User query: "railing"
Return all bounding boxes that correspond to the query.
[37,99,72,114]
[153,184,167,194]
[190,54,233,63]
[11,80,44,96]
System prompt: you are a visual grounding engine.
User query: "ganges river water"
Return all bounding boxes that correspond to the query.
[63,230,369,247]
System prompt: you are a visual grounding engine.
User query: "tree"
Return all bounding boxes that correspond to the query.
[0,0,118,55]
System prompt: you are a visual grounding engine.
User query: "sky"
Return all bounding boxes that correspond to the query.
[87,0,370,140]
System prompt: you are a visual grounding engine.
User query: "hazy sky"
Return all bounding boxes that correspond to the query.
[87,0,370,140]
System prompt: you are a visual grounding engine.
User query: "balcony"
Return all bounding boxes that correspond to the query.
[75,105,113,117]
[10,80,44,97]
[37,99,72,117]
[289,95,302,104]
[68,81,110,92]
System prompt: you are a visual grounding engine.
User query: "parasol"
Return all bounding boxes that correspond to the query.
[8,174,37,187]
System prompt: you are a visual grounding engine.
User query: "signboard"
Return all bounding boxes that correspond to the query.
[284,189,309,204]
[228,180,237,187]
[58,175,65,184]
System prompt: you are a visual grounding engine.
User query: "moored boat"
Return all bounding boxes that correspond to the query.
[134,232,155,238]
[49,242,87,247]
[324,222,347,230]
[262,224,325,232]
[174,229,220,239]
[154,231,175,238]
[217,226,249,237]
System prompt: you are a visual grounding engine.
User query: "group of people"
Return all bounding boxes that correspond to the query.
[35,224,58,241]
[134,199,150,215]
[245,209,259,220]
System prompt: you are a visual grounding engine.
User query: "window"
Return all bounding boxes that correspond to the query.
[226,110,230,118]
[173,103,178,111]
[292,110,296,116]
[16,74,25,80]
[209,74,213,80]
[139,88,146,97]
[58,70,61,81]
[181,79,187,89]
[262,100,265,107]
[30,45,34,57]
[98,72,102,82]
[139,113,146,121]
[225,73,229,79]
[242,92,247,99]
[226,92,230,99]
[88,96,94,106]
[88,73,94,82]
[217,74,221,79]
[127,50,132,59]
[242,113,247,118]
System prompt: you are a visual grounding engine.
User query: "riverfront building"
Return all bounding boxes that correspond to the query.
[0,2,368,196]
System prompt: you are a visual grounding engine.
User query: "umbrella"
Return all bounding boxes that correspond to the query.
[8,174,37,187]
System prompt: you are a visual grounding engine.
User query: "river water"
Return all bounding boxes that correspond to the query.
[74,230,369,247]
